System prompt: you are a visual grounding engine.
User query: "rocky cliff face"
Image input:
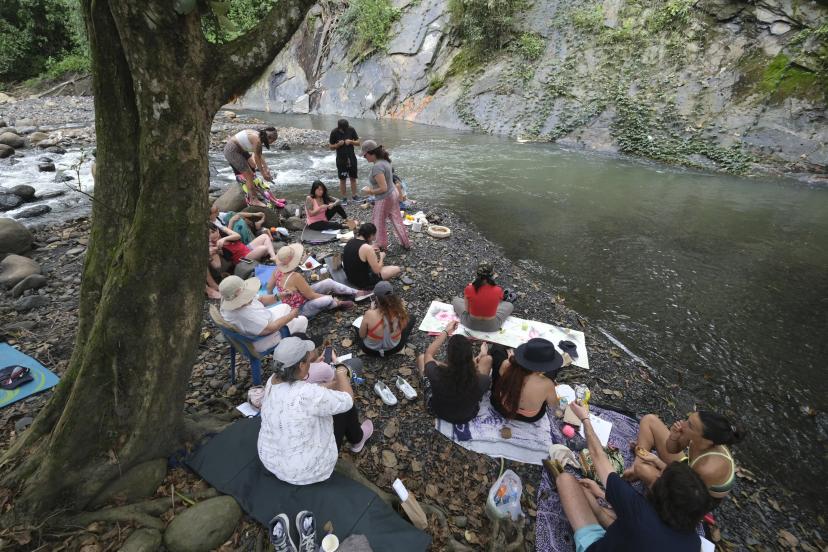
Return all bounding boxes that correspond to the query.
[236,0,828,177]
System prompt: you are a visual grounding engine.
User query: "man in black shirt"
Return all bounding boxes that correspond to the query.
[329,119,361,204]
[546,400,710,552]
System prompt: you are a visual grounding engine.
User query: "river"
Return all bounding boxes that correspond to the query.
[236,111,828,514]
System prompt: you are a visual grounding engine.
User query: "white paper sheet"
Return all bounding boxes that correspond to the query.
[352,316,363,329]
[236,401,259,417]
[701,537,715,552]
[300,256,321,271]
[579,414,612,447]
[321,229,340,235]
[337,353,353,362]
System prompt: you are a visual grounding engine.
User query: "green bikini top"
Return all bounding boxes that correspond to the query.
[689,446,735,494]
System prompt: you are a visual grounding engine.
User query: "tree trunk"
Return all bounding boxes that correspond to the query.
[0,0,313,523]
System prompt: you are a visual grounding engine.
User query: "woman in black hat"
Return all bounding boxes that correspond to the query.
[490,338,562,422]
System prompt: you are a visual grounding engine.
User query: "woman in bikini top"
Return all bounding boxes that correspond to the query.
[629,410,745,500]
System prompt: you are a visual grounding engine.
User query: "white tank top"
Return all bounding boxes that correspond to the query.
[234,130,255,152]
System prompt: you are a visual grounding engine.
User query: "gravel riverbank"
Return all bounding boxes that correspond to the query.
[0,97,822,550]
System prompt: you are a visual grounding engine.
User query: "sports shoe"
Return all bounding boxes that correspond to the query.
[373,380,398,405]
[350,419,374,453]
[268,513,296,552]
[351,194,363,203]
[336,300,355,310]
[395,376,417,400]
[340,197,348,207]
[354,290,374,302]
[295,511,317,552]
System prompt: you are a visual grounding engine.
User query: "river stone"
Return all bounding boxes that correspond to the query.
[770,21,792,35]
[0,254,41,288]
[27,131,49,145]
[54,171,74,182]
[163,496,241,552]
[0,144,13,158]
[119,528,162,552]
[15,204,52,219]
[90,458,167,509]
[45,145,66,154]
[15,118,34,127]
[284,216,304,231]
[0,120,5,127]
[242,205,281,228]
[10,184,36,201]
[212,185,246,212]
[14,295,49,312]
[38,162,56,172]
[35,190,66,200]
[0,218,33,254]
[14,416,34,432]
[11,273,48,297]
[0,132,24,149]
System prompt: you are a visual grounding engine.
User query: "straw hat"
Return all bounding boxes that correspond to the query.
[275,243,304,273]
[219,276,261,310]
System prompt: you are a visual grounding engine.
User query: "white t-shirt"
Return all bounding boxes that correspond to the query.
[220,301,309,352]
[257,378,353,485]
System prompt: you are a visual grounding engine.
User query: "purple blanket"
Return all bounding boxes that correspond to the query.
[535,406,643,552]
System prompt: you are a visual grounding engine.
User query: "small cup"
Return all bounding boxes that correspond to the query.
[321,534,339,552]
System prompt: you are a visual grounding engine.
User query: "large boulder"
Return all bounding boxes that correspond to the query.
[0,192,23,211]
[212,185,246,212]
[163,496,241,552]
[0,144,13,158]
[119,528,162,552]
[284,216,305,231]
[242,205,281,228]
[10,185,36,201]
[90,458,167,509]
[0,132,24,149]
[0,219,33,254]
[11,273,47,297]
[14,204,51,219]
[27,131,49,145]
[0,255,41,289]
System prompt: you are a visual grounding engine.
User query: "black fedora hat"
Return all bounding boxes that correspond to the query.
[514,338,563,374]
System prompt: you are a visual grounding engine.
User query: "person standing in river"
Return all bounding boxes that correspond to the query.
[223,127,278,206]
[329,119,361,204]
[359,140,410,251]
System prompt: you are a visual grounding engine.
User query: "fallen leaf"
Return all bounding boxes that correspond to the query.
[323,521,334,534]
[398,367,412,376]
[464,530,479,544]
[426,484,439,499]
[778,529,798,548]
[383,419,399,439]
[341,338,353,348]
[411,460,422,472]
[381,450,397,468]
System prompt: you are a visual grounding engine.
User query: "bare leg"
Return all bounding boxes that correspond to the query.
[636,414,684,462]
[582,488,616,528]
[556,474,601,532]
[241,171,265,207]
[247,234,277,261]
[339,178,347,198]
[380,265,401,280]
[350,176,358,197]
[417,353,425,375]
[631,459,664,488]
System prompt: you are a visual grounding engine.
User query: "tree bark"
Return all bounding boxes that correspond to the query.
[0,0,313,523]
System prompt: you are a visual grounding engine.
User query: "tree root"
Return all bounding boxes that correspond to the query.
[66,498,171,531]
[180,413,232,443]
[488,515,525,552]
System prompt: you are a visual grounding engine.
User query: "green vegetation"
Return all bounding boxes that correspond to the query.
[648,0,695,30]
[570,4,603,32]
[0,0,88,83]
[760,53,825,102]
[513,32,545,60]
[448,0,525,60]
[339,0,401,59]
[202,0,279,43]
[427,76,445,95]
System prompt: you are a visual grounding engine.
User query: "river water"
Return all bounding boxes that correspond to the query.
[242,111,828,514]
[4,111,825,514]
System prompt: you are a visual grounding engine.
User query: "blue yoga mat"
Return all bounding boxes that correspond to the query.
[0,343,60,408]
[254,264,276,294]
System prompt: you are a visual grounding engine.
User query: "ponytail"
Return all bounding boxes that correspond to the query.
[259,126,277,150]
[698,411,745,446]
[372,146,391,162]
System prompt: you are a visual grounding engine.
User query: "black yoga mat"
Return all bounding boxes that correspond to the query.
[186,417,431,551]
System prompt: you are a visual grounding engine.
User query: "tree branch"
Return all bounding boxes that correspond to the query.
[207,0,317,109]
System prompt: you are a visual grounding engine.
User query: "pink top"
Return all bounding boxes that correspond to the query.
[306,198,328,225]
[274,271,306,309]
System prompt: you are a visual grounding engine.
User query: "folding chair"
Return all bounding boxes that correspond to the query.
[208,305,288,386]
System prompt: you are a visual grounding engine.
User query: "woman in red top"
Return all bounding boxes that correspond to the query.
[452,261,514,332]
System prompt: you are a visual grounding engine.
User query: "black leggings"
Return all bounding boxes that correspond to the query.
[356,317,416,357]
[308,204,348,231]
[333,406,363,447]
[489,344,547,423]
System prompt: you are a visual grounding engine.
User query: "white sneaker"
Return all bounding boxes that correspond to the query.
[373,381,398,406]
[395,376,417,400]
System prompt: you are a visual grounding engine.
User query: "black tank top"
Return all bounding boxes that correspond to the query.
[343,238,372,288]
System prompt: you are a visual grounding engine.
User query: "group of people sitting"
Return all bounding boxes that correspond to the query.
[214,126,745,552]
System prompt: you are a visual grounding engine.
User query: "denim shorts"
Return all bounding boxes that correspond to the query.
[574,524,606,552]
